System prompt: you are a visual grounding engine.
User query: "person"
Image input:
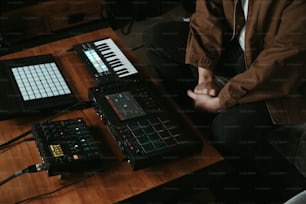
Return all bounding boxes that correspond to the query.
[143,0,306,172]
[285,190,306,204]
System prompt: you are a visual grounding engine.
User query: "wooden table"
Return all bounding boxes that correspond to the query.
[0,27,223,204]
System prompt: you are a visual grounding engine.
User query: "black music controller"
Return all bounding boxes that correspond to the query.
[32,118,104,176]
[89,80,203,170]
[74,38,140,86]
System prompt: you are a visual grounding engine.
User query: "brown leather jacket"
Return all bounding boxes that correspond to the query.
[185,0,306,124]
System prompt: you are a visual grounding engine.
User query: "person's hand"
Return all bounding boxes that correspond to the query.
[194,82,217,96]
[187,90,223,112]
[195,67,217,96]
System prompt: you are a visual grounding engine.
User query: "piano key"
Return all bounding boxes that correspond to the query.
[103,52,116,58]
[112,63,124,69]
[96,42,108,47]
[117,71,130,77]
[109,63,122,68]
[114,68,127,73]
[109,62,121,67]
[104,56,118,63]
[108,58,121,64]
[118,70,129,74]
[90,38,139,77]
[94,41,106,46]
[118,72,134,78]
[98,46,110,52]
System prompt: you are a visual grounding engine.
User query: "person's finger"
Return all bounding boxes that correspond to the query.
[187,90,197,100]
[194,87,201,94]
[208,89,216,96]
[194,87,204,94]
[195,88,214,96]
[203,88,209,95]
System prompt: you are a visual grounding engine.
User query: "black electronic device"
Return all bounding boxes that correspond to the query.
[0,54,77,120]
[32,118,104,176]
[89,80,203,170]
[73,37,140,85]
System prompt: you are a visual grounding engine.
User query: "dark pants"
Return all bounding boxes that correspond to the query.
[143,21,274,161]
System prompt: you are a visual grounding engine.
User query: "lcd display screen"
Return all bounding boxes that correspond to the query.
[105,91,146,120]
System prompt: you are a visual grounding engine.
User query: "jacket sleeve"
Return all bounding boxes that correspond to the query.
[218,1,306,107]
[185,0,231,70]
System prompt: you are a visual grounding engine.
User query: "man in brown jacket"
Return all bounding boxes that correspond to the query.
[185,0,306,125]
[144,0,306,158]
[144,3,306,199]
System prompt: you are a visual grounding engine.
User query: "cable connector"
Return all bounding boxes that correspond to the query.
[0,163,47,185]
[24,164,47,173]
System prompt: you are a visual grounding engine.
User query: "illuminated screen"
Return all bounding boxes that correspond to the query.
[84,49,109,74]
[105,91,146,120]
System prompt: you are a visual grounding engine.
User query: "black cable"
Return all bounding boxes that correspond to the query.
[15,178,82,204]
[0,174,16,186]
[15,172,99,204]
[0,138,34,154]
[0,164,46,186]
[130,44,144,51]
[0,101,94,150]
[0,129,32,150]
[42,101,94,123]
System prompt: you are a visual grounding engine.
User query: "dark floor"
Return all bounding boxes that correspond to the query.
[120,157,304,204]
